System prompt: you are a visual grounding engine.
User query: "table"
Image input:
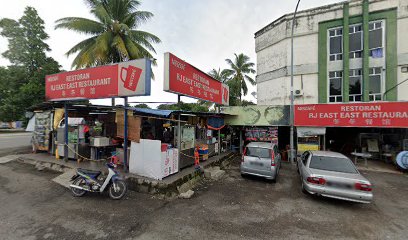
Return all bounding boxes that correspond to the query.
[382,153,393,164]
[351,152,372,167]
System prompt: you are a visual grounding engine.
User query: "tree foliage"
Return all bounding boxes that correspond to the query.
[157,102,209,112]
[55,0,161,69]
[0,7,61,121]
[134,103,151,109]
[225,53,256,103]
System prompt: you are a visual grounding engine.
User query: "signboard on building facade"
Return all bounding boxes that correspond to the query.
[295,102,408,128]
[221,106,289,126]
[45,59,151,101]
[163,52,229,105]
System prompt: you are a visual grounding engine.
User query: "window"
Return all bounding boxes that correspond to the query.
[369,21,384,58]
[349,69,362,102]
[245,147,270,159]
[309,156,358,174]
[349,24,363,59]
[329,71,343,103]
[328,28,343,61]
[302,152,310,166]
[369,67,383,101]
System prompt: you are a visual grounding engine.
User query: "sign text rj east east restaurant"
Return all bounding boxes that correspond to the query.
[163,52,229,106]
[295,102,408,128]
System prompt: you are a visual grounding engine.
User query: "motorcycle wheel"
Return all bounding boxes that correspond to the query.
[108,180,127,200]
[71,178,87,197]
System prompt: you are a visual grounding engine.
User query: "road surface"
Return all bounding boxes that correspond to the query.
[0,158,407,239]
[0,132,32,156]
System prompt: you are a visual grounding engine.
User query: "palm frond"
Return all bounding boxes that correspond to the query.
[55,17,104,34]
[71,42,95,69]
[112,35,129,61]
[245,75,256,85]
[241,79,248,96]
[91,2,113,25]
[123,35,141,59]
[93,31,113,62]
[129,30,160,53]
[65,36,97,56]
[123,11,154,28]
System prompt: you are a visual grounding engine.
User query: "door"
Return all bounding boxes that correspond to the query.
[299,151,310,178]
[244,147,272,173]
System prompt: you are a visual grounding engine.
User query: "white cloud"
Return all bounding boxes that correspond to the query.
[0,0,343,107]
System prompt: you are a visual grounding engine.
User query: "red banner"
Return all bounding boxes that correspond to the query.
[295,102,408,128]
[45,59,151,101]
[164,52,229,105]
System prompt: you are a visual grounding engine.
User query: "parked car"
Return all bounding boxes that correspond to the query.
[297,150,373,203]
[240,142,281,182]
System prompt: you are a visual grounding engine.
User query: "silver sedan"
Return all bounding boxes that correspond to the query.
[297,151,373,204]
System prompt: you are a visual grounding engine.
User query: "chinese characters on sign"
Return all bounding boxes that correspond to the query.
[163,52,229,105]
[295,102,408,127]
[45,59,151,101]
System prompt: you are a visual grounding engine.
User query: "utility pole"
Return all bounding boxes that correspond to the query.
[290,0,301,164]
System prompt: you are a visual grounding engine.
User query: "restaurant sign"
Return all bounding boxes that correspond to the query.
[164,52,229,105]
[295,102,408,128]
[45,59,151,101]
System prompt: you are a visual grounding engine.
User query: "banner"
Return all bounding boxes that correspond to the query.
[45,59,151,101]
[221,105,289,126]
[164,52,229,105]
[295,102,408,128]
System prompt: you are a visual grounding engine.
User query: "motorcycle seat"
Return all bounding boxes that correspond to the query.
[77,168,101,178]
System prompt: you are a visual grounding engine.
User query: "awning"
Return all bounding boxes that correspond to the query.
[207,117,225,130]
[297,127,326,137]
[131,108,174,118]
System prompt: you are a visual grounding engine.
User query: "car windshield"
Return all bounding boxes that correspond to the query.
[309,156,358,173]
[246,147,270,158]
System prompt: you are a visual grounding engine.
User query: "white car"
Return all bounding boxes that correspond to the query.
[240,142,281,182]
[297,151,373,203]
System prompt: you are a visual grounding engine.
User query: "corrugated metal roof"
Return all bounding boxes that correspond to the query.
[131,108,175,118]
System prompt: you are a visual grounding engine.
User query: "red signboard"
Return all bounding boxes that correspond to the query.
[164,52,229,105]
[45,59,151,101]
[295,102,408,128]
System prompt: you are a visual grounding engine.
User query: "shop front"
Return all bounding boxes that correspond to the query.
[123,108,229,180]
[295,102,408,166]
[221,105,290,161]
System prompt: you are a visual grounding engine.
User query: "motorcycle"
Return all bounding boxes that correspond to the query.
[69,162,127,200]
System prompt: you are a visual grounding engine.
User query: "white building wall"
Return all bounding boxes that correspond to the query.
[398,15,408,100]
[257,74,319,106]
[255,0,408,105]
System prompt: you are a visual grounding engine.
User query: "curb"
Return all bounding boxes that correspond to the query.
[17,152,236,196]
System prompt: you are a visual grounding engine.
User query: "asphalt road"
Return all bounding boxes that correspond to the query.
[0,158,407,239]
[0,132,32,156]
[0,132,31,149]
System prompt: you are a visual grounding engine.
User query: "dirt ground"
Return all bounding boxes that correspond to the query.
[0,157,407,240]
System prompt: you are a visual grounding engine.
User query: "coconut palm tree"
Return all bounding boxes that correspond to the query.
[55,0,160,69]
[208,68,231,83]
[225,53,256,103]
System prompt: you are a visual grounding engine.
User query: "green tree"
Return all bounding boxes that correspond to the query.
[225,53,256,103]
[55,0,161,69]
[0,7,61,121]
[134,103,151,109]
[157,102,209,112]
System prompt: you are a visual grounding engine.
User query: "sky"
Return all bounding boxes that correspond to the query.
[0,0,342,107]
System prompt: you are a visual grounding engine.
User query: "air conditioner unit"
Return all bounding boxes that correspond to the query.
[294,89,304,96]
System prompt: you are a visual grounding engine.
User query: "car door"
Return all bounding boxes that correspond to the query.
[245,147,272,173]
[299,151,310,179]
